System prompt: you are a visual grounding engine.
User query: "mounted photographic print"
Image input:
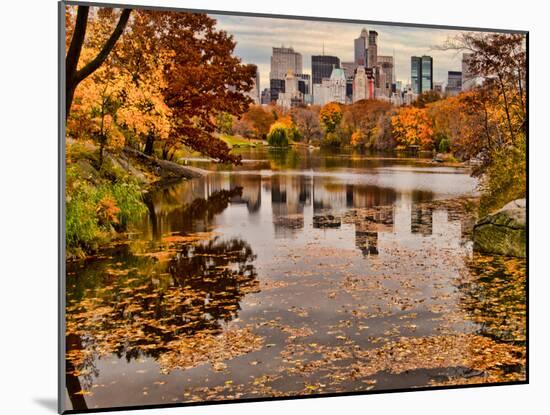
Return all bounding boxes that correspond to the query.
[59,1,528,413]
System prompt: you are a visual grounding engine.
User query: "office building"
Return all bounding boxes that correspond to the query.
[352,66,375,102]
[421,55,433,92]
[260,88,271,105]
[446,71,462,95]
[341,61,359,79]
[411,56,421,94]
[312,55,340,84]
[277,70,304,109]
[367,30,378,67]
[411,55,433,94]
[270,47,302,101]
[354,28,369,66]
[377,55,394,96]
[270,78,285,102]
[245,66,260,104]
[313,67,347,106]
[270,47,302,80]
[296,73,311,95]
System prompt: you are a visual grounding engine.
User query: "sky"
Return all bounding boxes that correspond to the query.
[211,13,489,91]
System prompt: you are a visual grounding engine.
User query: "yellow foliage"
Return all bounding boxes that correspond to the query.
[391,106,434,150]
[351,129,364,147]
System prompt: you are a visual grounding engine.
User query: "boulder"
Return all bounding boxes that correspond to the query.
[473,199,526,258]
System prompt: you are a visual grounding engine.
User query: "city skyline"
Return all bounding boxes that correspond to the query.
[212,13,487,91]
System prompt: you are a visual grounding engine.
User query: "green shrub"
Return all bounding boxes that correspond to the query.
[66,177,147,256]
[438,137,451,153]
[267,123,289,147]
[479,136,526,215]
[322,131,342,147]
[66,183,104,253]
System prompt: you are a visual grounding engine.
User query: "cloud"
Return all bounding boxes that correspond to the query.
[211,13,491,91]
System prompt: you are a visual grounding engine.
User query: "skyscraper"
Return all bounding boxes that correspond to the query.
[270,47,303,79]
[277,70,302,109]
[411,56,421,94]
[411,55,433,94]
[313,67,347,106]
[421,55,433,92]
[296,73,311,95]
[377,55,394,96]
[446,71,462,95]
[260,88,271,105]
[352,66,375,102]
[270,47,302,101]
[354,29,369,66]
[341,61,359,79]
[312,55,340,84]
[244,66,261,104]
[269,79,285,102]
[367,30,378,67]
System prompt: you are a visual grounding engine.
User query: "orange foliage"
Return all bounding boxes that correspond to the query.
[391,106,434,150]
[96,195,120,225]
[319,102,343,133]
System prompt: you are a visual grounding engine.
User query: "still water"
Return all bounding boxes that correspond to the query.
[66,148,526,410]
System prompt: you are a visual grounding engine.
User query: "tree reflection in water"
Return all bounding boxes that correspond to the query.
[457,254,526,345]
[66,190,259,408]
[144,187,243,239]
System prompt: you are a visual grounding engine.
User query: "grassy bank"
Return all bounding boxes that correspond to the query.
[219,134,265,148]
[65,139,202,259]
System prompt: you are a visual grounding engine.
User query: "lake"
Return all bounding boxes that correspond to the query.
[65,148,526,410]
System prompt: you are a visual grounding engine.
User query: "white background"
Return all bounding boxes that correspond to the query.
[0,0,545,413]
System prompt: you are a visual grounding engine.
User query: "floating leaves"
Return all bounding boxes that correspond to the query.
[158,328,264,373]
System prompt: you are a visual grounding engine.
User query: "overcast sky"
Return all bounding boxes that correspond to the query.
[211,13,489,91]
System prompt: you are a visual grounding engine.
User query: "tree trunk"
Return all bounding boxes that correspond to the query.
[65,334,89,411]
[98,137,105,167]
[161,145,169,160]
[65,6,131,119]
[144,133,155,156]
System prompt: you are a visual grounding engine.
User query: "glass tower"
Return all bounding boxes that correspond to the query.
[411,55,433,94]
[411,56,421,94]
[421,55,433,92]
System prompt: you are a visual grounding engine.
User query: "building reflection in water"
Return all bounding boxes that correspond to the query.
[141,173,470,256]
[271,175,311,238]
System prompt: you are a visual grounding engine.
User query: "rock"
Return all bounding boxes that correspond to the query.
[433,153,445,162]
[473,199,526,258]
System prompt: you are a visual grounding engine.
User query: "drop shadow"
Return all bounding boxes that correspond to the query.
[34,398,58,413]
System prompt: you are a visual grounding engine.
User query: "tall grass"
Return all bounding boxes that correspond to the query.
[66,165,147,257]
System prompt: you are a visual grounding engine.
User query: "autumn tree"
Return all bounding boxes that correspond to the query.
[391,107,434,150]
[437,32,526,144]
[241,106,276,140]
[342,100,392,149]
[147,12,256,164]
[413,90,441,108]
[65,6,131,118]
[267,122,290,147]
[215,112,234,136]
[114,10,174,159]
[319,102,343,133]
[233,118,255,139]
[291,106,321,144]
[66,8,134,165]
[434,33,526,211]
